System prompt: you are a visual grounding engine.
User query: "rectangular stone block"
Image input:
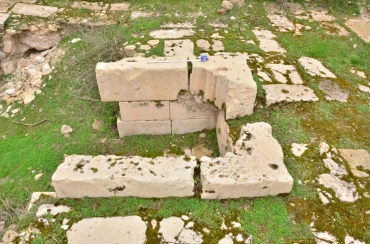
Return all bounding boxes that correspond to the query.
[120,101,169,122]
[117,118,171,137]
[52,155,196,198]
[170,96,219,120]
[11,3,58,17]
[172,118,216,134]
[96,58,188,102]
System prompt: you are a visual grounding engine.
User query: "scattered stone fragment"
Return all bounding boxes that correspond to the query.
[71,1,106,11]
[318,191,330,205]
[61,125,73,137]
[217,8,227,15]
[339,149,370,178]
[318,79,349,102]
[164,39,194,58]
[71,38,81,44]
[263,84,319,106]
[231,221,241,228]
[110,3,131,11]
[298,57,337,78]
[320,22,350,36]
[322,158,348,177]
[257,70,272,82]
[309,8,336,22]
[192,145,213,159]
[267,14,295,32]
[34,173,43,180]
[67,216,146,244]
[221,1,233,10]
[2,230,18,244]
[252,29,286,53]
[317,174,359,202]
[345,235,366,244]
[151,219,157,229]
[358,84,370,93]
[178,229,203,244]
[150,29,195,39]
[185,221,194,228]
[266,64,304,84]
[291,143,308,157]
[139,44,151,51]
[131,11,158,20]
[345,18,370,43]
[211,33,224,39]
[36,204,71,217]
[219,234,233,244]
[319,142,330,155]
[11,3,58,18]
[203,228,210,233]
[235,234,244,242]
[159,217,184,243]
[312,231,337,243]
[0,13,10,29]
[196,39,211,51]
[147,40,159,46]
[92,119,103,131]
[123,45,135,57]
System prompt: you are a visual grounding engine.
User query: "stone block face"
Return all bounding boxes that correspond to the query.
[216,111,233,157]
[117,118,171,137]
[96,57,188,102]
[119,101,169,122]
[170,93,219,120]
[201,122,293,199]
[263,84,319,106]
[52,155,196,198]
[190,55,256,120]
[172,118,217,135]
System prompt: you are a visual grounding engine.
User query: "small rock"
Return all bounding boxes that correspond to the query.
[63,218,69,225]
[61,125,72,136]
[221,1,233,10]
[151,219,157,229]
[359,84,370,93]
[147,40,159,46]
[61,225,69,230]
[71,38,81,44]
[185,221,194,228]
[34,173,43,180]
[182,215,190,221]
[235,233,244,242]
[0,221,4,232]
[22,92,36,105]
[365,210,370,215]
[217,8,227,14]
[2,230,18,243]
[159,217,184,243]
[11,108,20,114]
[318,192,330,205]
[123,45,136,57]
[5,88,15,95]
[203,228,210,233]
[92,119,103,131]
[319,142,330,155]
[353,44,357,49]
[36,204,71,217]
[139,45,151,51]
[291,143,308,157]
[231,221,241,228]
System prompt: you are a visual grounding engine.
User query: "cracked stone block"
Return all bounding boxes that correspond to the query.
[11,3,58,17]
[120,101,169,122]
[298,57,337,78]
[110,3,131,11]
[67,216,146,244]
[164,39,194,58]
[52,155,196,198]
[117,118,171,137]
[149,29,195,39]
[172,118,217,134]
[201,122,293,199]
[190,55,257,120]
[96,57,188,101]
[263,84,319,106]
[265,64,304,84]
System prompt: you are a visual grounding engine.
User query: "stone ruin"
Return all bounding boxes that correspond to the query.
[51,54,294,199]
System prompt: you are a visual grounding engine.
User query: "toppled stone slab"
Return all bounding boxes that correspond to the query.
[359,84,370,93]
[201,122,293,199]
[11,3,58,18]
[178,229,203,244]
[96,57,188,101]
[298,57,337,78]
[190,55,257,120]
[131,11,159,20]
[36,204,71,217]
[67,216,146,244]
[117,119,171,137]
[252,29,286,53]
[52,155,196,198]
[119,101,169,122]
[267,14,295,32]
[164,39,194,58]
[263,84,319,106]
[317,174,359,202]
[339,149,370,178]
[150,29,195,39]
[0,13,10,29]
[318,79,349,102]
[345,18,370,43]
[266,64,304,84]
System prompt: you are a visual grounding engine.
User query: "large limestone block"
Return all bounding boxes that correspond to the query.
[119,101,169,122]
[216,111,233,157]
[52,155,197,198]
[117,118,171,137]
[11,3,58,17]
[96,57,188,102]
[67,216,146,244]
[170,93,219,120]
[201,122,293,199]
[172,118,217,134]
[190,55,256,120]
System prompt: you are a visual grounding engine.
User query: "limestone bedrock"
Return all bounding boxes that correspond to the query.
[201,122,293,199]
[190,55,257,120]
[52,155,196,198]
[96,57,187,101]
[67,216,146,244]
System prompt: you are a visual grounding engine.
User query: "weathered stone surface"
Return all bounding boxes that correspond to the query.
[267,14,295,32]
[339,149,370,178]
[172,118,217,134]
[117,118,171,137]
[322,158,348,177]
[252,29,286,53]
[149,29,195,39]
[2,230,18,244]
[266,64,303,84]
[19,30,61,51]
[309,8,336,22]
[159,217,184,243]
[216,111,233,157]
[192,145,213,159]
[110,3,130,11]
[345,18,370,43]
[119,101,169,122]
[298,57,337,78]
[11,3,58,17]
[27,192,56,211]
[291,143,308,157]
[67,216,146,244]
[318,79,349,102]
[359,84,370,93]
[263,84,319,106]
[178,229,203,244]
[96,57,188,101]
[0,3,12,13]
[201,122,293,199]
[71,1,106,11]
[190,55,256,120]
[164,39,194,58]
[212,40,225,52]
[0,13,10,29]
[196,39,211,51]
[170,93,219,120]
[221,1,233,10]
[160,22,194,29]
[52,155,196,198]
[317,174,359,202]
[36,204,71,217]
